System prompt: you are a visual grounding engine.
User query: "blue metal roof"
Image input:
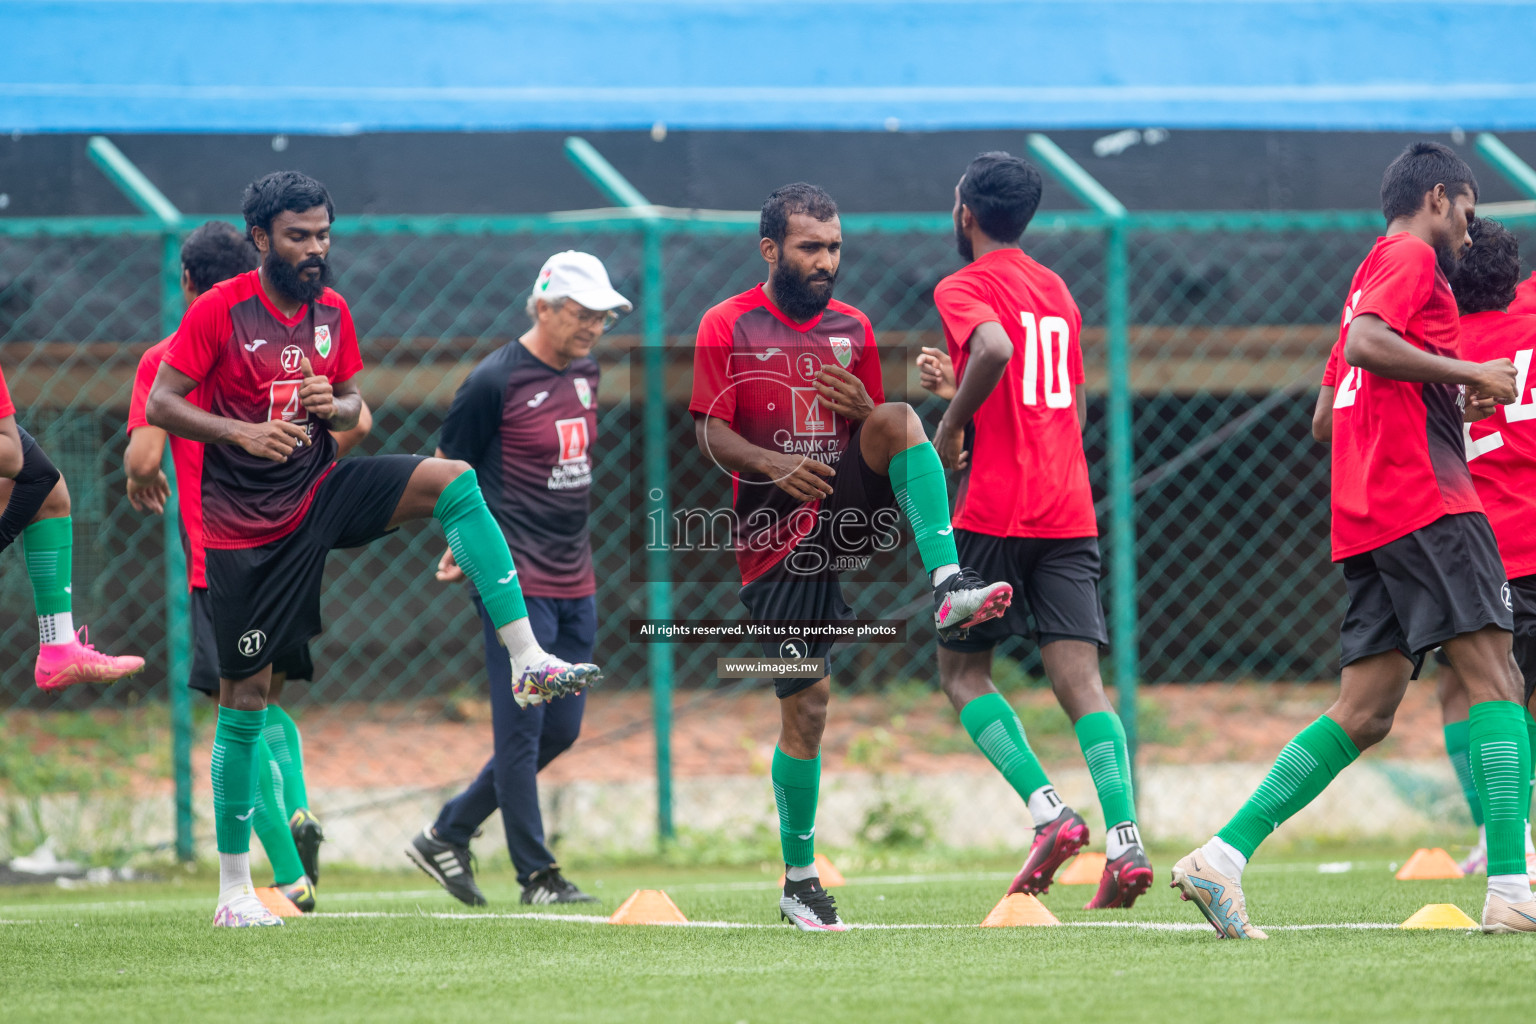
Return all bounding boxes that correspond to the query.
[5,1,1536,133]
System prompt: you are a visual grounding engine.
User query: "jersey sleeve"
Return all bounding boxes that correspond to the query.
[688,306,736,422]
[439,360,506,465]
[331,297,364,383]
[851,311,885,405]
[127,342,167,434]
[1321,342,1341,386]
[1351,241,1435,344]
[0,364,13,419]
[933,275,1000,351]
[163,291,232,384]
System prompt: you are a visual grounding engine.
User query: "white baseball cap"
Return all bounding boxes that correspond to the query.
[531,251,632,313]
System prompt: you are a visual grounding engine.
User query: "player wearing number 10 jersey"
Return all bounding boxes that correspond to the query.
[924,152,1148,909]
[1174,142,1536,938]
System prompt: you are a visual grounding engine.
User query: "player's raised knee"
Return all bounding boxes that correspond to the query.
[866,401,926,443]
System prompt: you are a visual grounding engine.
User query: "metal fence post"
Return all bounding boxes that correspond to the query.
[1024,135,1139,769]
[1476,133,1536,199]
[85,137,195,861]
[562,138,676,844]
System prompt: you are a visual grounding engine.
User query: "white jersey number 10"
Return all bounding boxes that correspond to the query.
[1021,311,1073,409]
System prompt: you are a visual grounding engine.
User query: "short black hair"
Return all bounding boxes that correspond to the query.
[959,151,1043,243]
[181,220,258,294]
[241,170,335,242]
[1380,142,1478,223]
[759,183,838,247]
[1453,217,1521,315]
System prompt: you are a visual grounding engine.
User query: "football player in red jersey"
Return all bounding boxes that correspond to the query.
[0,372,144,690]
[919,152,1149,909]
[147,172,600,927]
[124,220,373,913]
[1175,143,1536,938]
[690,183,1013,931]
[1446,218,1536,878]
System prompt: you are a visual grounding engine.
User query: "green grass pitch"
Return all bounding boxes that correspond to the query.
[3,849,1534,1023]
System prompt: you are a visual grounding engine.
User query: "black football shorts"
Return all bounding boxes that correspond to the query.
[1339,512,1512,674]
[938,531,1108,653]
[205,455,421,681]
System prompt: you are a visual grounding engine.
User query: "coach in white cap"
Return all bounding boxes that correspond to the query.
[407,251,628,906]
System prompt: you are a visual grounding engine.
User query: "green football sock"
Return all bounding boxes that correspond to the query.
[434,470,528,629]
[23,515,73,619]
[1075,711,1137,827]
[1217,715,1359,859]
[1469,700,1533,876]
[1443,718,1483,827]
[960,693,1053,806]
[772,747,820,868]
[263,704,309,817]
[888,443,959,574]
[211,706,267,856]
[1527,711,1536,822]
[252,734,306,886]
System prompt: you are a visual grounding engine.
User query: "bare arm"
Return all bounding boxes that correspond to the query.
[694,414,834,502]
[1312,386,1334,443]
[124,425,171,513]
[1076,384,1087,432]
[146,362,310,461]
[933,321,1013,470]
[333,397,373,457]
[0,416,24,479]
[1345,314,1516,401]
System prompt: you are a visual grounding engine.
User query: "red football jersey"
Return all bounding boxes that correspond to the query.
[163,270,364,549]
[1511,272,1536,316]
[934,248,1095,538]
[127,336,209,588]
[689,285,884,584]
[1461,310,1536,578]
[1328,233,1481,561]
[0,363,13,419]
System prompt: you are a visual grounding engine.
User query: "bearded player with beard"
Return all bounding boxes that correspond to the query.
[690,183,1014,931]
[149,171,602,927]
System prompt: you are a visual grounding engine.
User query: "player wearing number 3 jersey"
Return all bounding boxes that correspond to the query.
[924,152,1148,910]
[1174,142,1536,938]
[690,183,1013,932]
[148,171,601,929]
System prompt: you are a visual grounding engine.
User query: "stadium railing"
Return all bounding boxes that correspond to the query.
[1,134,1534,867]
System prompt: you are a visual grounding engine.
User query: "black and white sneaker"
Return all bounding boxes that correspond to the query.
[779,876,848,932]
[521,866,598,905]
[933,567,1013,642]
[406,827,487,907]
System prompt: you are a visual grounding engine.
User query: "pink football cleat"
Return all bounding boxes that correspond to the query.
[34,626,145,691]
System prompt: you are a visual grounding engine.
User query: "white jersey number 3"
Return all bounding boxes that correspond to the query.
[1021,312,1073,409]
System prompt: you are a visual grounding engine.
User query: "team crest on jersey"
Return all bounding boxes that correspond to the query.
[314,324,332,358]
[829,337,852,368]
[574,377,593,409]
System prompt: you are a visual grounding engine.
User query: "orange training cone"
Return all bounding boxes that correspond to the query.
[980,893,1059,927]
[778,853,847,888]
[1059,852,1107,886]
[608,889,689,925]
[254,887,303,917]
[1400,903,1478,929]
[1395,848,1464,880]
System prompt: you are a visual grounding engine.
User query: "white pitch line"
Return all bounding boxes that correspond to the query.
[306,910,1407,932]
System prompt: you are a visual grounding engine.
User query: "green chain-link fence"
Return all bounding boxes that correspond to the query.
[3,138,1536,869]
